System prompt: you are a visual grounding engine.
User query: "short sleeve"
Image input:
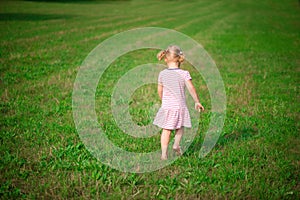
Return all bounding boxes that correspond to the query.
[185,71,192,81]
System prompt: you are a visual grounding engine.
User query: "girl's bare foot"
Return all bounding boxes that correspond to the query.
[172,146,182,156]
[161,155,168,160]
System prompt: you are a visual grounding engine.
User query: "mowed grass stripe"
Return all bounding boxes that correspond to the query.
[10,0,217,44]
[174,0,229,30]
[2,2,220,64]
[0,0,223,62]
[76,5,229,45]
[0,2,203,59]
[2,16,178,64]
[193,12,239,40]
[0,0,202,42]
[1,14,125,41]
[2,16,158,58]
[2,0,220,42]
[175,12,233,36]
[1,13,157,47]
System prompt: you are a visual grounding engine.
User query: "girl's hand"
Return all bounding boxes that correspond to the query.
[195,102,204,112]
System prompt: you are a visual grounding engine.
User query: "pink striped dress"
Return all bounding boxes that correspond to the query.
[153,68,192,130]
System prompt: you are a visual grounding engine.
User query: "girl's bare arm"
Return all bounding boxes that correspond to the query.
[186,80,204,111]
[157,84,163,100]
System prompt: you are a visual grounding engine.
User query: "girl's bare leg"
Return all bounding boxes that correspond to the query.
[173,127,184,153]
[161,129,171,159]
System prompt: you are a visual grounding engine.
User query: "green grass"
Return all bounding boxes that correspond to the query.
[1,0,299,199]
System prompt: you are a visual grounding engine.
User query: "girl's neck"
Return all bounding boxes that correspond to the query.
[167,62,180,69]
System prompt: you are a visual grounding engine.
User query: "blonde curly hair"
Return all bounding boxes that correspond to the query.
[157,45,185,65]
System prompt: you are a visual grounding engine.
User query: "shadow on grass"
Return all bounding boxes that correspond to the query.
[217,126,259,147]
[186,126,259,155]
[0,13,76,21]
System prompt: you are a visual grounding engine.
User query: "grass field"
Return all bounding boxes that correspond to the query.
[1,0,299,199]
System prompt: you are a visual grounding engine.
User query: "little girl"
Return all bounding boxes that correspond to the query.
[153,45,205,160]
